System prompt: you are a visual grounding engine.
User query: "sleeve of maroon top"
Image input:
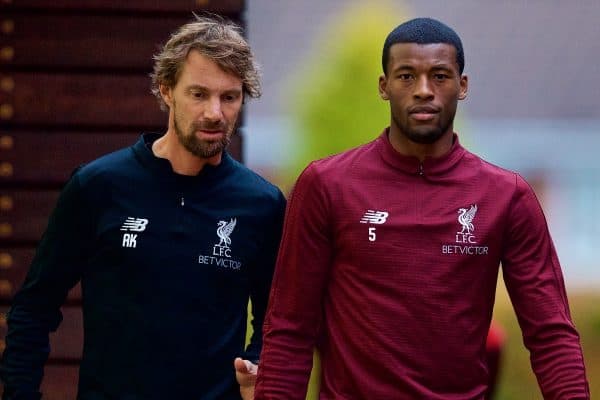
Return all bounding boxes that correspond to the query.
[255,163,333,399]
[501,174,590,399]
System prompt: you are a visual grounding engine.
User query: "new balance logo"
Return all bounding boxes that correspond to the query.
[120,217,148,232]
[359,210,389,224]
[120,217,148,248]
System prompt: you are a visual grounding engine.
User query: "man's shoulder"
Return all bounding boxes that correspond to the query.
[462,150,537,199]
[66,138,144,196]
[465,149,520,181]
[306,139,378,178]
[77,146,136,180]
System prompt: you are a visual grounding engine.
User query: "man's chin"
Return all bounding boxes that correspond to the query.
[195,141,231,158]
[192,147,224,159]
[181,136,230,159]
[406,130,444,145]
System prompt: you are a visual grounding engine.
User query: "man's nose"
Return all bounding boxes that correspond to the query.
[204,97,223,121]
[413,77,434,100]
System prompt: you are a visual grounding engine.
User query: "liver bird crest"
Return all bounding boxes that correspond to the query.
[217,218,237,247]
[457,205,477,235]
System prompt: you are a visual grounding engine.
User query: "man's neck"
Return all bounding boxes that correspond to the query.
[152,131,222,176]
[388,129,454,162]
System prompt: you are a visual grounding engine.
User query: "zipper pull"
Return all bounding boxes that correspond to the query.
[418,163,424,176]
[181,197,185,206]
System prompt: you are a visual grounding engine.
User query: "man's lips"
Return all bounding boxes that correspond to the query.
[409,106,439,121]
[196,128,225,136]
[199,130,222,134]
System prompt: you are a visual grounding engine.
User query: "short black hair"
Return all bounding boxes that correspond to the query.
[382,17,464,75]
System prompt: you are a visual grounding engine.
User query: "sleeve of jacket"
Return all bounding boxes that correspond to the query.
[255,163,333,399]
[501,174,590,399]
[0,170,94,400]
[244,189,287,362]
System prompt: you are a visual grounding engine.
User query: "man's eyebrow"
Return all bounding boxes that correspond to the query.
[390,64,416,72]
[185,85,242,94]
[431,64,454,71]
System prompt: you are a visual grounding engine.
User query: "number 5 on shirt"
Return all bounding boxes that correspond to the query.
[368,227,376,242]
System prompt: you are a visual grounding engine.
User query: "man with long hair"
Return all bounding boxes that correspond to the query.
[1,15,285,400]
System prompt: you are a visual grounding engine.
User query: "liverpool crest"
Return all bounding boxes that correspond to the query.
[213,218,236,257]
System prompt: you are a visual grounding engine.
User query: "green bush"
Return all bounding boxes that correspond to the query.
[282,1,403,185]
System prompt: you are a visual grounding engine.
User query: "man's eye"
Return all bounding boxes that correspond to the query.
[192,91,205,98]
[434,74,448,80]
[398,74,413,80]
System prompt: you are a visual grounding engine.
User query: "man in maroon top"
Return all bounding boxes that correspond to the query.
[255,18,589,399]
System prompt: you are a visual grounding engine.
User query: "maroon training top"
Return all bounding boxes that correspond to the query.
[255,130,589,399]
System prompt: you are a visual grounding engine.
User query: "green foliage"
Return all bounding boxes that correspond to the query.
[283,1,405,183]
[591,308,600,336]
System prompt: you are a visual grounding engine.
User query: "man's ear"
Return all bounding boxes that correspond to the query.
[160,83,173,108]
[379,74,389,100]
[458,75,468,100]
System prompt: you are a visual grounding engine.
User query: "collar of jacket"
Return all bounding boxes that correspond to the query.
[376,128,467,177]
[132,132,234,185]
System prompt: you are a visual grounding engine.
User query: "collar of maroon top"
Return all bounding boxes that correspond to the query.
[376,128,467,176]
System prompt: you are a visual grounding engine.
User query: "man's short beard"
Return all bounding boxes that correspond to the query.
[174,118,232,158]
[404,128,445,144]
[393,115,451,145]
